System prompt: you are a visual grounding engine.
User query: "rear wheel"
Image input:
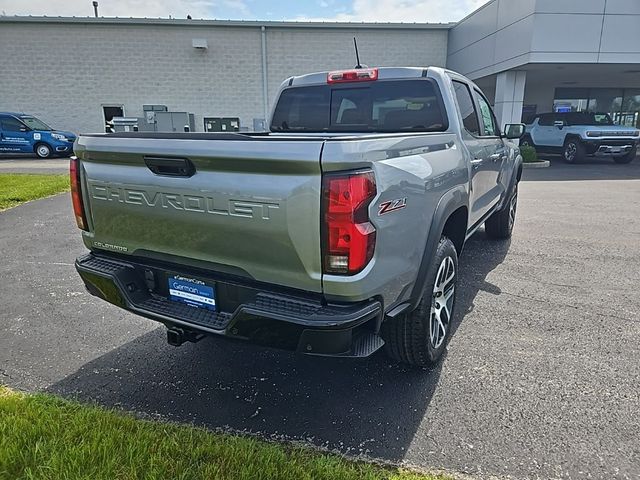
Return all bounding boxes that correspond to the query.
[563,138,584,164]
[520,134,535,148]
[485,183,518,240]
[383,236,458,367]
[34,143,52,159]
[613,146,637,164]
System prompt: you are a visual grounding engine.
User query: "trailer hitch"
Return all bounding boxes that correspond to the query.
[166,327,205,347]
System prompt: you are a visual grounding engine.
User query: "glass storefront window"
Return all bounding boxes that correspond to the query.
[554,88,589,113]
[587,89,623,115]
[621,89,640,128]
[553,88,640,126]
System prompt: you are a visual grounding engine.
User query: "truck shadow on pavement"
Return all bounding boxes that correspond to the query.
[46,231,510,461]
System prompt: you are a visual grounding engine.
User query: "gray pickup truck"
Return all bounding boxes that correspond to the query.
[71,66,524,366]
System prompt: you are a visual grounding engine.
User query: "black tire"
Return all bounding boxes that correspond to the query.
[562,138,584,164]
[520,134,535,148]
[613,146,637,164]
[485,182,518,240]
[382,236,458,367]
[34,142,52,159]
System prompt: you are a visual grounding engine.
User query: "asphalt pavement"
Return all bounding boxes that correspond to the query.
[0,155,70,174]
[1,159,639,479]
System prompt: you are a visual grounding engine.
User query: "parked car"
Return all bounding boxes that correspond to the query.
[523,112,639,164]
[71,66,524,366]
[0,112,76,158]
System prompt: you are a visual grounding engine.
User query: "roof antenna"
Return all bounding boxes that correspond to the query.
[353,37,363,69]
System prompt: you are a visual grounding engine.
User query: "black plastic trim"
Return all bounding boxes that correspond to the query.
[75,253,383,356]
[408,185,468,310]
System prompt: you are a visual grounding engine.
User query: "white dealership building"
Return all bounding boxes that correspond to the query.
[1,0,639,134]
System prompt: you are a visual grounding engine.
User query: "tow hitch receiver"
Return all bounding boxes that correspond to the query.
[167,327,205,347]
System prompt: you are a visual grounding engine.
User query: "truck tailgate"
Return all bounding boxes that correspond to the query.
[74,135,324,292]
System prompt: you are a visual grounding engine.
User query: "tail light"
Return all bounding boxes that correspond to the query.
[70,156,88,231]
[327,68,378,84]
[322,170,376,275]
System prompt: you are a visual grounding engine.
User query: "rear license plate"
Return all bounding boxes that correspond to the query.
[168,276,216,311]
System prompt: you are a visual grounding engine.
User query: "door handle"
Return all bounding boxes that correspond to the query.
[489,153,502,162]
[470,158,483,169]
[144,156,195,177]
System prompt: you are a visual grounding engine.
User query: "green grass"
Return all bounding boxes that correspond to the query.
[0,387,447,480]
[0,174,69,210]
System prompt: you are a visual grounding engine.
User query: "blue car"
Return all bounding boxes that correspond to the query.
[0,112,77,158]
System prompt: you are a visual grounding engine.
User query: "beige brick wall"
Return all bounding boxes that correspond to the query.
[0,20,447,134]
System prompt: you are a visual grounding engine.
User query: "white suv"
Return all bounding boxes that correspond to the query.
[523,112,639,164]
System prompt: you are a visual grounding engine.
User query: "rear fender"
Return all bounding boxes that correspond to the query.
[408,185,468,310]
[498,151,523,210]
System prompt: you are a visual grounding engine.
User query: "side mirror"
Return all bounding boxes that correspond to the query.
[19,127,28,132]
[503,123,525,140]
[554,120,564,129]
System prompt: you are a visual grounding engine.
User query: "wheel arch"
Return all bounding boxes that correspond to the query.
[521,133,534,147]
[408,185,468,311]
[33,141,52,155]
[442,206,468,255]
[563,133,582,145]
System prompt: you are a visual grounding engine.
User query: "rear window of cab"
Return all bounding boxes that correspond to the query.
[271,79,448,133]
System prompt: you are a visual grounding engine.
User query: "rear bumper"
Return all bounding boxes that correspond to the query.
[75,253,384,357]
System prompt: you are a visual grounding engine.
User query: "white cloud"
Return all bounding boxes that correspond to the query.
[297,0,489,23]
[0,0,249,19]
[0,0,489,22]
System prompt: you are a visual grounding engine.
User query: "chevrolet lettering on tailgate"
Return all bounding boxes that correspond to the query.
[90,182,280,219]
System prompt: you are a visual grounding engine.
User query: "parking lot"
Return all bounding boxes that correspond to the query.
[1,158,639,479]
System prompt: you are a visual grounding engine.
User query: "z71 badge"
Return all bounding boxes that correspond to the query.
[378,198,407,216]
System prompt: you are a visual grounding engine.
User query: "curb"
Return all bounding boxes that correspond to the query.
[522,160,550,169]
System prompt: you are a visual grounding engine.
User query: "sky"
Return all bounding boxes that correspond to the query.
[0,0,488,23]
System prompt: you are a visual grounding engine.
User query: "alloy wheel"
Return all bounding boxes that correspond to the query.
[565,143,577,162]
[430,256,456,349]
[509,190,518,230]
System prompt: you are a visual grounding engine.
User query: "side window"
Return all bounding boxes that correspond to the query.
[539,114,553,126]
[0,116,25,132]
[475,92,498,136]
[452,80,480,136]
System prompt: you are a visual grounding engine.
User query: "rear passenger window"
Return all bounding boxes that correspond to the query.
[475,92,498,136]
[452,81,480,136]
